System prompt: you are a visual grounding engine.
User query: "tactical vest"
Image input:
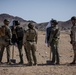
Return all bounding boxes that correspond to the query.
[26,29,36,41]
[15,26,24,40]
[49,26,59,43]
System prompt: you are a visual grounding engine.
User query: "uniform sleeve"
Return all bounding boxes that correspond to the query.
[7,27,12,39]
[70,27,73,41]
[35,29,38,44]
[23,30,29,44]
[46,27,51,43]
[70,31,73,39]
[23,33,26,44]
[55,28,60,39]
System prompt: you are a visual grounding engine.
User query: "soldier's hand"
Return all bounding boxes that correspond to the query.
[70,41,75,45]
[70,41,72,44]
[47,43,50,47]
[36,42,37,44]
[9,39,12,45]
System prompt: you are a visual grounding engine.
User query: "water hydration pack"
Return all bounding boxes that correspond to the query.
[15,26,24,40]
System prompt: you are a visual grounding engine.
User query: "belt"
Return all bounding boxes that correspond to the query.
[27,40,34,42]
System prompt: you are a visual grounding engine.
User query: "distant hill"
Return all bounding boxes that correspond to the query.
[0,13,26,22]
[0,13,73,31]
[0,13,37,30]
[37,20,72,31]
[58,20,72,30]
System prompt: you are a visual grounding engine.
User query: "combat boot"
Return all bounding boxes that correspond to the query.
[18,61,23,64]
[70,62,75,64]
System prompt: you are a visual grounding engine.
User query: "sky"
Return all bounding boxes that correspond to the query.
[0,0,76,23]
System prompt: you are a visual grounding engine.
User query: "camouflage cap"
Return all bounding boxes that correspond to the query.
[71,16,76,20]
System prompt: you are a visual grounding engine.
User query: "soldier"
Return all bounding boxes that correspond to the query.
[47,19,60,65]
[0,19,12,64]
[13,20,24,64]
[70,16,76,64]
[24,23,38,66]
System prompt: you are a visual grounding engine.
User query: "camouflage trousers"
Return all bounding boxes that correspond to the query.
[0,45,10,62]
[50,41,59,64]
[24,45,29,63]
[25,41,37,65]
[17,40,23,63]
[0,36,9,47]
[72,43,76,62]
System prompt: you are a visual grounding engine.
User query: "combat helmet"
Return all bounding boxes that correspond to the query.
[71,16,76,21]
[28,23,34,29]
[13,20,20,26]
[51,19,58,25]
[3,19,9,23]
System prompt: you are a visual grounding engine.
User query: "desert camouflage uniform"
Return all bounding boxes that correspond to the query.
[47,25,60,64]
[0,25,12,63]
[24,28,38,65]
[70,23,76,63]
[15,25,24,64]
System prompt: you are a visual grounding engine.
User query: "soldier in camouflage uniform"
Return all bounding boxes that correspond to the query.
[0,19,12,64]
[13,20,24,64]
[47,19,60,65]
[70,16,76,64]
[24,23,38,66]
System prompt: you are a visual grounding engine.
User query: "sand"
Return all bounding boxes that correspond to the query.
[0,31,76,75]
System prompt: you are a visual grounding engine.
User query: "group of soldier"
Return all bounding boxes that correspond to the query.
[46,16,76,65]
[0,19,37,66]
[0,16,76,66]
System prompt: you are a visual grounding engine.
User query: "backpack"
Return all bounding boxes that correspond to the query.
[15,26,24,40]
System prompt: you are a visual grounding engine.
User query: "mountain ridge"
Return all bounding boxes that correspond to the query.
[0,13,73,31]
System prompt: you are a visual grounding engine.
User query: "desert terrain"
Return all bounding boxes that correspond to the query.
[0,31,76,75]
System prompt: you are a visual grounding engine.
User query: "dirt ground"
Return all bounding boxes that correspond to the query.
[0,31,76,75]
